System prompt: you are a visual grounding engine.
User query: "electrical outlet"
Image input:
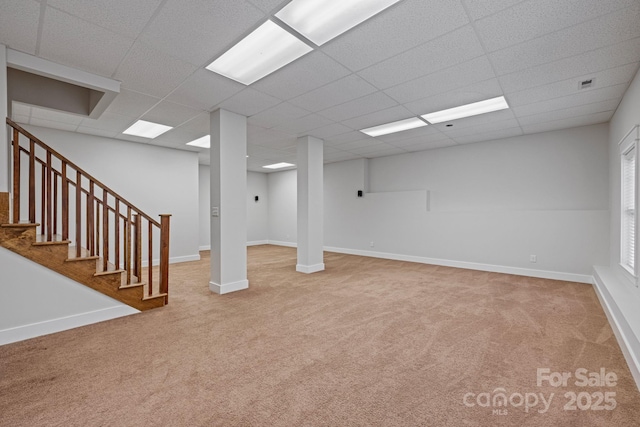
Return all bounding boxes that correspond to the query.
[530,255,537,263]
[370,241,374,248]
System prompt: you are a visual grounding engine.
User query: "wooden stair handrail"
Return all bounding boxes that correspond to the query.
[7,118,159,227]
[6,117,170,305]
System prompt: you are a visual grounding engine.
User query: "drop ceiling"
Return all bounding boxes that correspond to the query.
[2,0,639,172]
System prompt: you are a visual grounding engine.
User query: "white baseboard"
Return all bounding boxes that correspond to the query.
[592,267,640,391]
[267,240,297,248]
[201,242,274,250]
[323,246,593,284]
[265,241,591,283]
[0,305,139,346]
[209,279,249,295]
[141,254,201,267]
[296,263,325,274]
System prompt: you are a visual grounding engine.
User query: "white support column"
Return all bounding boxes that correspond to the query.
[296,135,325,273]
[209,109,249,294]
[0,45,9,193]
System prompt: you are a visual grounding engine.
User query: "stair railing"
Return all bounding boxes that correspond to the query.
[6,118,170,303]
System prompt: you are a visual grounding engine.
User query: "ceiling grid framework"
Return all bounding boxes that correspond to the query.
[1,0,638,171]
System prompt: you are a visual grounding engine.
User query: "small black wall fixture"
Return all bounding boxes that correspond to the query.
[255,196,259,202]
[357,190,363,198]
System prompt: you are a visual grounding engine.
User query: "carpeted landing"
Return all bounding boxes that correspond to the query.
[1,245,639,426]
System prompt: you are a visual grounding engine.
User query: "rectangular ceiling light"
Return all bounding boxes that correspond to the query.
[360,117,428,137]
[263,162,295,169]
[186,135,210,148]
[123,120,173,138]
[421,96,509,124]
[276,0,402,46]
[206,20,313,85]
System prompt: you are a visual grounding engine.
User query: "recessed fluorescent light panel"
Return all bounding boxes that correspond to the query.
[276,0,402,46]
[421,96,509,124]
[206,20,313,85]
[360,117,428,137]
[263,162,295,169]
[123,120,173,138]
[186,135,210,148]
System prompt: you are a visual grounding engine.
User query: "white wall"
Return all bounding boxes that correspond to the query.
[595,65,640,387]
[267,169,297,245]
[247,171,268,244]
[269,124,610,280]
[0,246,137,345]
[609,67,640,271]
[198,165,211,250]
[198,165,269,248]
[22,125,201,264]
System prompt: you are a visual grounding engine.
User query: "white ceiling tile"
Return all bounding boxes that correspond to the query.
[0,0,40,54]
[404,79,504,115]
[272,114,335,135]
[40,7,134,76]
[141,101,203,127]
[166,69,245,111]
[48,0,162,39]
[324,131,374,146]
[400,139,457,152]
[248,145,287,157]
[521,111,613,134]
[318,92,398,122]
[341,105,416,131]
[217,88,282,117]
[384,56,496,104]
[178,113,211,136]
[440,118,521,138]
[308,123,353,140]
[498,38,640,93]
[385,131,453,147]
[462,0,525,20]
[517,99,619,125]
[324,152,363,162]
[337,139,387,151]
[105,89,161,117]
[29,117,78,132]
[139,0,264,66]
[357,26,484,89]
[288,75,378,112]
[248,102,310,129]
[252,51,351,100]
[512,85,627,117]
[116,133,154,144]
[433,109,517,132]
[352,146,408,157]
[246,0,287,13]
[474,0,637,52]
[375,125,444,143]
[453,126,523,144]
[30,106,85,125]
[152,126,202,147]
[506,63,639,107]
[115,42,198,98]
[248,126,297,148]
[76,126,120,139]
[322,0,469,71]
[80,112,135,132]
[489,4,640,75]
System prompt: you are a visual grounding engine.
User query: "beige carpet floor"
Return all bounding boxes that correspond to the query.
[1,245,639,426]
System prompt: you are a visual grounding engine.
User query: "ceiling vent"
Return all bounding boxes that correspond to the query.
[579,78,594,90]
